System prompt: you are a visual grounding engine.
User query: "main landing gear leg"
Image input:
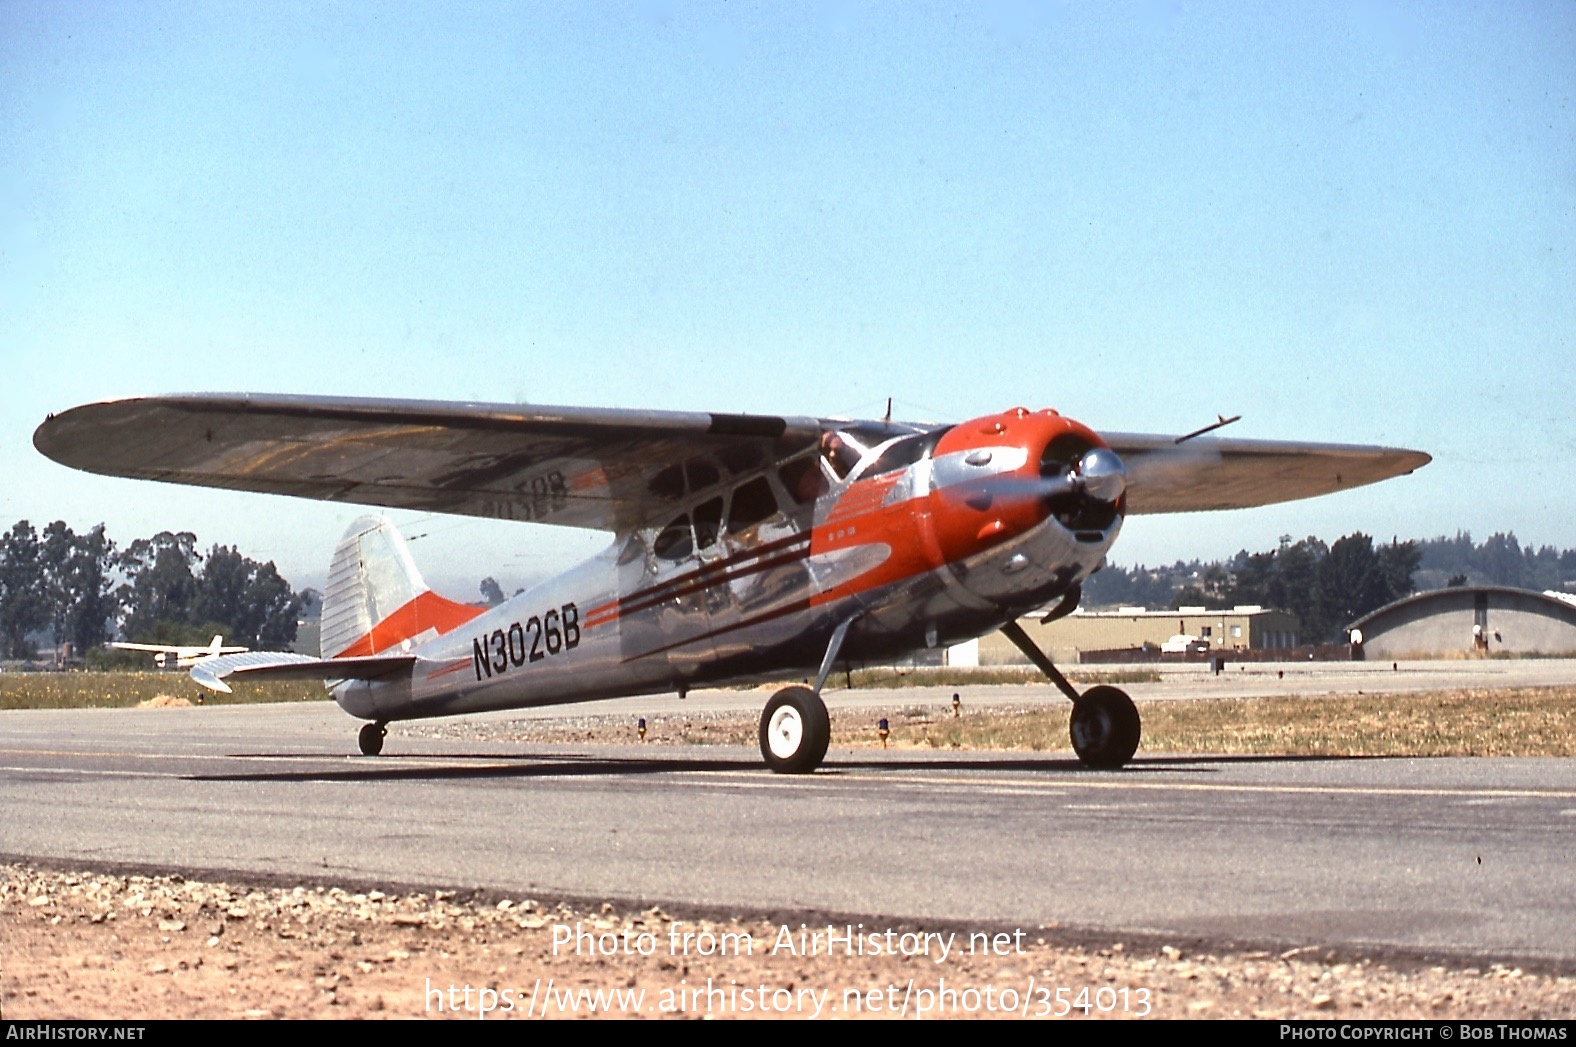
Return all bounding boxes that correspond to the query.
[758,617,857,774]
[358,721,388,757]
[999,620,1140,770]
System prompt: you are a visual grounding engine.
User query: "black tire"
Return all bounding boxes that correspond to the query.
[1069,685,1140,769]
[758,686,831,774]
[358,721,387,757]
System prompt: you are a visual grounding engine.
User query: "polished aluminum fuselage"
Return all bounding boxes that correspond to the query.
[334,436,1120,723]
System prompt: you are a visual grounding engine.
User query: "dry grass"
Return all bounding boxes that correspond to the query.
[1142,686,1576,757]
[9,673,1576,759]
[0,667,1155,712]
[0,671,326,711]
[438,686,1576,759]
[841,666,1161,689]
[872,686,1576,758]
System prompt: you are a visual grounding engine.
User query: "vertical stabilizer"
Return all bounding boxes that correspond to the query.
[320,516,481,658]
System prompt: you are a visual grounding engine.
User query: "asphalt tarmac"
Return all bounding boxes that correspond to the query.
[2,668,1573,969]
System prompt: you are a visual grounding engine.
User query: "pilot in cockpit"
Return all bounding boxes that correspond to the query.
[819,430,863,479]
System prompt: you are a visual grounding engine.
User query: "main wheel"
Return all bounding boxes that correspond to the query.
[1069,685,1140,769]
[358,721,387,757]
[758,686,831,774]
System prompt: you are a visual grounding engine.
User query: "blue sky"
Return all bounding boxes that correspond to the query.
[3,1,1572,597]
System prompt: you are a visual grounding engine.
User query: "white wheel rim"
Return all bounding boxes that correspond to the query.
[767,706,804,759]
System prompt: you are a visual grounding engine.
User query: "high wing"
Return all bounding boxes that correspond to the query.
[111,635,247,658]
[33,394,1429,527]
[34,394,827,533]
[111,642,247,656]
[1100,433,1431,514]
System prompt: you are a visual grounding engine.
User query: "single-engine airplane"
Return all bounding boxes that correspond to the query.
[34,395,1428,772]
[110,634,248,669]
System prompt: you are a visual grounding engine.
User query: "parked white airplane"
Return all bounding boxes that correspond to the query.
[110,635,248,669]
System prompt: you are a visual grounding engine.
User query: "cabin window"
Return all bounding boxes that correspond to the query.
[647,464,685,501]
[727,477,779,534]
[820,431,863,479]
[653,513,693,561]
[693,497,723,550]
[685,459,720,493]
[860,435,928,479]
[778,457,827,505]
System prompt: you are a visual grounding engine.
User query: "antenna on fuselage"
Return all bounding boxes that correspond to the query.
[883,397,892,423]
[1175,413,1242,444]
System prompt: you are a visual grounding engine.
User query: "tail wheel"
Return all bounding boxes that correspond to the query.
[1069,685,1140,769]
[759,686,831,774]
[358,721,387,757]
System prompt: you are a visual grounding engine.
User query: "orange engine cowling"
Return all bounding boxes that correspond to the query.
[925,407,1126,605]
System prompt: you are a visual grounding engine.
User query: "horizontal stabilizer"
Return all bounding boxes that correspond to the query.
[189,651,416,694]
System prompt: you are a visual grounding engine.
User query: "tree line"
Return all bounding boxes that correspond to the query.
[0,520,303,660]
[1085,531,1576,643]
[1412,531,1573,593]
